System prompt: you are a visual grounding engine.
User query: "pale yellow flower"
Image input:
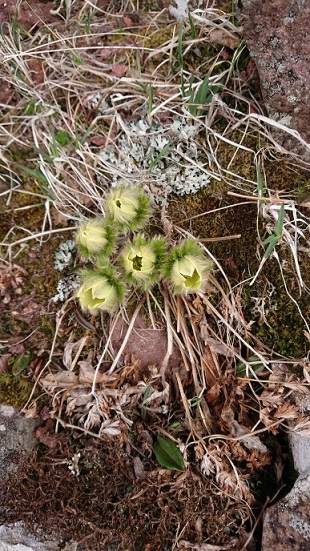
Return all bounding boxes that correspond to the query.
[77,274,121,314]
[119,235,165,289]
[170,255,205,292]
[163,240,212,294]
[106,186,150,230]
[122,243,156,281]
[76,219,109,255]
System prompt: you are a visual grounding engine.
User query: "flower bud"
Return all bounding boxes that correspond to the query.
[76,218,115,257]
[76,268,125,314]
[119,235,166,289]
[163,240,212,294]
[106,185,150,231]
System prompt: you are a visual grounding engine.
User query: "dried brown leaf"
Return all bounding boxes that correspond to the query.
[78,361,117,385]
[178,541,236,550]
[63,337,89,370]
[41,371,78,389]
[231,420,268,454]
[208,28,240,49]
[133,456,145,479]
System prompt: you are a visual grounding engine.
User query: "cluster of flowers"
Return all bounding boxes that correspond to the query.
[75,185,213,314]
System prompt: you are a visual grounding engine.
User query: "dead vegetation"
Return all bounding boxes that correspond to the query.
[0,1,309,550]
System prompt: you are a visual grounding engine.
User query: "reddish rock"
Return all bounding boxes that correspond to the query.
[262,469,310,550]
[238,0,310,161]
[0,0,58,31]
[111,314,188,383]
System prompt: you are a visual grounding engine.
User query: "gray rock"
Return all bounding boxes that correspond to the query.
[0,522,77,551]
[289,392,310,475]
[261,469,310,550]
[237,0,310,161]
[0,407,78,550]
[0,405,40,479]
[290,431,310,475]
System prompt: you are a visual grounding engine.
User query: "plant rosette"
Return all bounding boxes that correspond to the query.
[105,185,151,231]
[76,218,116,258]
[163,240,213,294]
[119,235,166,289]
[76,267,125,314]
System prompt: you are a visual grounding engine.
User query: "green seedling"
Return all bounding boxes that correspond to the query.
[55,130,72,147]
[141,385,154,419]
[79,122,94,146]
[236,355,265,377]
[32,146,55,165]
[25,100,38,116]
[148,143,172,172]
[48,130,73,158]
[68,50,84,66]
[9,352,31,377]
[8,61,24,82]
[173,24,184,73]
[187,11,196,40]
[169,421,182,430]
[188,396,201,409]
[262,203,285,259]
[15,163,50,188]
[147,84,153,115]
[187,76,220,117]
[250,203,285,286]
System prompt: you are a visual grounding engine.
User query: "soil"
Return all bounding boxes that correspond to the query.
[0,1,309,550]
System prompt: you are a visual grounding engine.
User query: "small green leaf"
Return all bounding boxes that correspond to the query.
[187,11,196,39]
[148,142,172,172]
[55,130,72,147]
[154,436,185,471]
[236,355,265,377]
[188,396,201,408]
[169,421,181,429]
[141,385,154,420]
[188,76,220,116]
[10,352,31,376]
[15,163,49,186]
[177,25,184,70]
[69,50,84,65]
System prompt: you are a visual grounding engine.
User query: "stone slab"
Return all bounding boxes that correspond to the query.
[237,0,310,160]
[0,405,40,479]
[289,433,310,475]
[0,522,77,551]
[262,469,310,550]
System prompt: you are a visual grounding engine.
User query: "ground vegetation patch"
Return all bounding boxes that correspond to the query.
[0,1,309,549]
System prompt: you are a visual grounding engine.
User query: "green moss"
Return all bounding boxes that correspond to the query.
[0,371,37,408]
[0,169,75,344]
[167,142,310,357]
[243,260,310,357]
